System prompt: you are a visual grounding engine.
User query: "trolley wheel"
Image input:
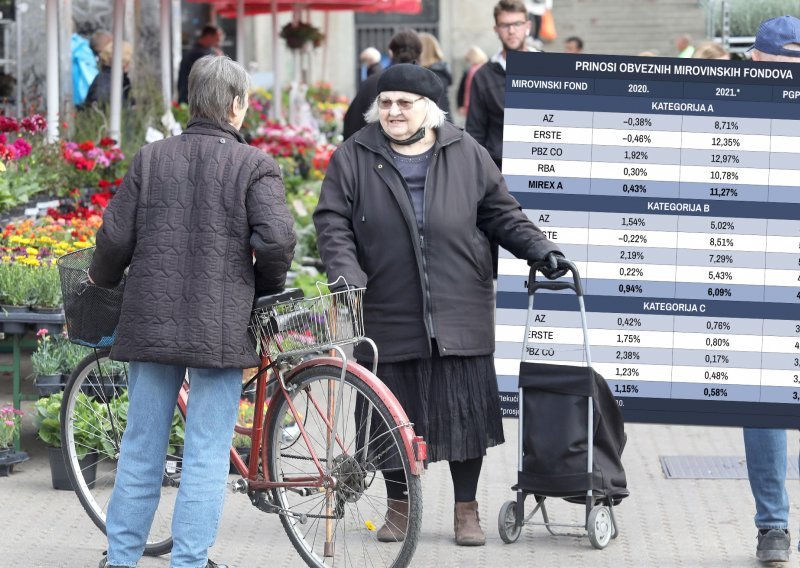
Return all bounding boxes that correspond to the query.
[498,500,522,544]
[587,506,613,549]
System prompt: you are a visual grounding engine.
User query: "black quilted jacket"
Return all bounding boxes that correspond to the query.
[90,119,296,368]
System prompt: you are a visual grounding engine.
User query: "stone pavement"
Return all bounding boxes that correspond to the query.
[3,362,800,567]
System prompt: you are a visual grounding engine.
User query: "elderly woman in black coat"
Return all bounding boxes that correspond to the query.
[314,64,563,547]
[88,55,296,568]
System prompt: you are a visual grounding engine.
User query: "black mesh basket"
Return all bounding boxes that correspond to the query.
[57,246,125,348]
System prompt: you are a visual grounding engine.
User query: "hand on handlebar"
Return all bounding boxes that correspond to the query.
[535,252,568,280]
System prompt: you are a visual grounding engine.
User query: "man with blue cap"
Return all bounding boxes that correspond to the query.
[744,18,800,563]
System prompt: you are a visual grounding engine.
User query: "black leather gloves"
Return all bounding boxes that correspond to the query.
[537,251,568,280]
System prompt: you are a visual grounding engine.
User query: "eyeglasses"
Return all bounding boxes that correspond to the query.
[378,96,424,111]
[496,21,527,32]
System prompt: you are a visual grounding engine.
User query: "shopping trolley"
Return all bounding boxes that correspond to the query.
[497,258,629,549]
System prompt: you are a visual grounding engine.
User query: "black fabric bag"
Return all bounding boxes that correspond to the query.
[516,361,629,504]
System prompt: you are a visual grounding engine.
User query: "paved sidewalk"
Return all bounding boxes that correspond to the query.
[3,366,800,567]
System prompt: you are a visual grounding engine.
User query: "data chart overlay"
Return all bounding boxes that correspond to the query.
[496,52,800,428]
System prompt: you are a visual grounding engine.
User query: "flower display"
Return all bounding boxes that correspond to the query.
[0,404,22,448]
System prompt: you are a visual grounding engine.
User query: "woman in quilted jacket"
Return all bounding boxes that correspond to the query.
[88,55,296,568]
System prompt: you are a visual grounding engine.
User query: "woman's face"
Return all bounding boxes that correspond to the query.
[378,91,427,141]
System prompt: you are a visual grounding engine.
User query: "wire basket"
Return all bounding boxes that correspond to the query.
[250,287,366,359]
[57,246,126,348]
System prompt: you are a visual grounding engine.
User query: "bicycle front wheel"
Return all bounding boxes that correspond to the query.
[60,350,185,557]
[266,364,422,568]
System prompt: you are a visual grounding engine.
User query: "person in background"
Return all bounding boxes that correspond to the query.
[91,55,296,568]
[741,18,800,563]
[90,30,113,57]
[456,46,488,118]
[315,63,564,548]
[84,41,134,108]
[343,29,422,140]
[359,46,384,82]
[71,28,99,106]
[693,41,730,60]
[419,32,453,120]
[177,25,224,104]
[564,36,584,54]
[525,0,552,42]
[466,0,533,278]
[675,33,695,57]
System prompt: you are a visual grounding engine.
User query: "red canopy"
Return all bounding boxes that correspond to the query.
[207,0,422,16]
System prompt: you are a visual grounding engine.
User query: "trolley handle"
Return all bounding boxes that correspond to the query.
[527,258,584,297]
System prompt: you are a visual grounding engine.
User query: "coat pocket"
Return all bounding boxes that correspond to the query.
[471,229,493,281]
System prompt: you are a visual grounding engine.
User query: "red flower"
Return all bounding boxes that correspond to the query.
[114,178,123,186]
[79,140,95,152]
[0,116,20,133]
[98,179,112,189]
[75,157,95,171]
[90,191,114,209]
[99,137,115,148]
[20,114,47,133]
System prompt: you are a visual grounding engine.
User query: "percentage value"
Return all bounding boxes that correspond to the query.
[616,350,641,360]
[708,287,733,297]
[620,251,646,260]
[709,270,733,281]
[625,151,649,160]
[706,321,731,331]
[616,367,640,377]
[709,187,739,198]
[619,284,644,294]
[710,220,735,230]
[711,137,741,147]
[620,267,644,277]
[621,234,648,244]
[714,120,739,130]
[705,354,730,364]
[711,154,740,165]
[710,170,739,181]
[622,184,647,194]
[621,217,646,227]
[617,317,642,327]
[614,384,640,394]
[624,133,652,144]
[617,333,642,343]
[704,370,729,381]
[706,337,731,347]
[710,237,734,247]
[709,254,734,264]
[623,117,652,127]
[624,167,648,177]
[704,387,728,397]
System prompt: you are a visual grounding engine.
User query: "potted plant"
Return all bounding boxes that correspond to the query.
[29,261,63,313]
[0,404,29,476]
[31,329,65,396]
[0,260,33,313]
[279,21,325,49]
[33,392,100,490]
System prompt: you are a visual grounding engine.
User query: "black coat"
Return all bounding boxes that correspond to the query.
[177,45,216,104]
[465,61,506,167]
[84,67,132,108]
[313,121,559,363]
[90,119,296,368]
[343,71,380,140]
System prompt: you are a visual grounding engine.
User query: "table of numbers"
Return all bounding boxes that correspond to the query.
[495,52,800,427]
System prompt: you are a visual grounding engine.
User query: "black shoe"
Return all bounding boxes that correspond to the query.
[207,561,228,568]
[757,529,790,563]
[97,554,128,568]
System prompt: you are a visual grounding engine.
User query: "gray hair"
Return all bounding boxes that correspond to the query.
[188,55,251,125]
[364,96,447,129]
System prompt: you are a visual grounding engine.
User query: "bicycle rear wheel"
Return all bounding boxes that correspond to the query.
[265,364,422,568]
[60,350,185,557]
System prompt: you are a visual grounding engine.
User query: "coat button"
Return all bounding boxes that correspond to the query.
[219,138,226,143]
[377,164,383,169]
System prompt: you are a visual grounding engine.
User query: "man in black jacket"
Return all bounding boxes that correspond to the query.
[343,29,422,140]
[465,0,532,277]
[177,25,223,104]
[466,0,532,170]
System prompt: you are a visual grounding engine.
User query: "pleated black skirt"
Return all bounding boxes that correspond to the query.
[366,343,505,464]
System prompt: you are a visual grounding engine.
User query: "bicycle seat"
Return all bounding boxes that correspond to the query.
[254,288,304,309]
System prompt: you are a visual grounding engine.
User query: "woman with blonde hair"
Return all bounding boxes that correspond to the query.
[84,41,134,107]
[419,32,452,119]
[457,45,488,116]
[693,40,731,60]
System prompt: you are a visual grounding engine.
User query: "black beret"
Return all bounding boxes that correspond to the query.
[377,64,444,102]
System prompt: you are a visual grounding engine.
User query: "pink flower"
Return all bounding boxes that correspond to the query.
[12,137,31,158]
[36,328,49,338]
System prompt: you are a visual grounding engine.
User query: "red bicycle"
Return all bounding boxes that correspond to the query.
[59,286,426,567]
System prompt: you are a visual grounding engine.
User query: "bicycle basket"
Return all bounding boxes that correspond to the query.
[57,246,125,348]
[250,288,366,359]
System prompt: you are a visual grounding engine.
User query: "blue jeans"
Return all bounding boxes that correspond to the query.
[105,362,242,568]
[743,428,799,531]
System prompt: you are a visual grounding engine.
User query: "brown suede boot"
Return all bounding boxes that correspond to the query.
[454,501,486,546]
[376,498,409,542]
